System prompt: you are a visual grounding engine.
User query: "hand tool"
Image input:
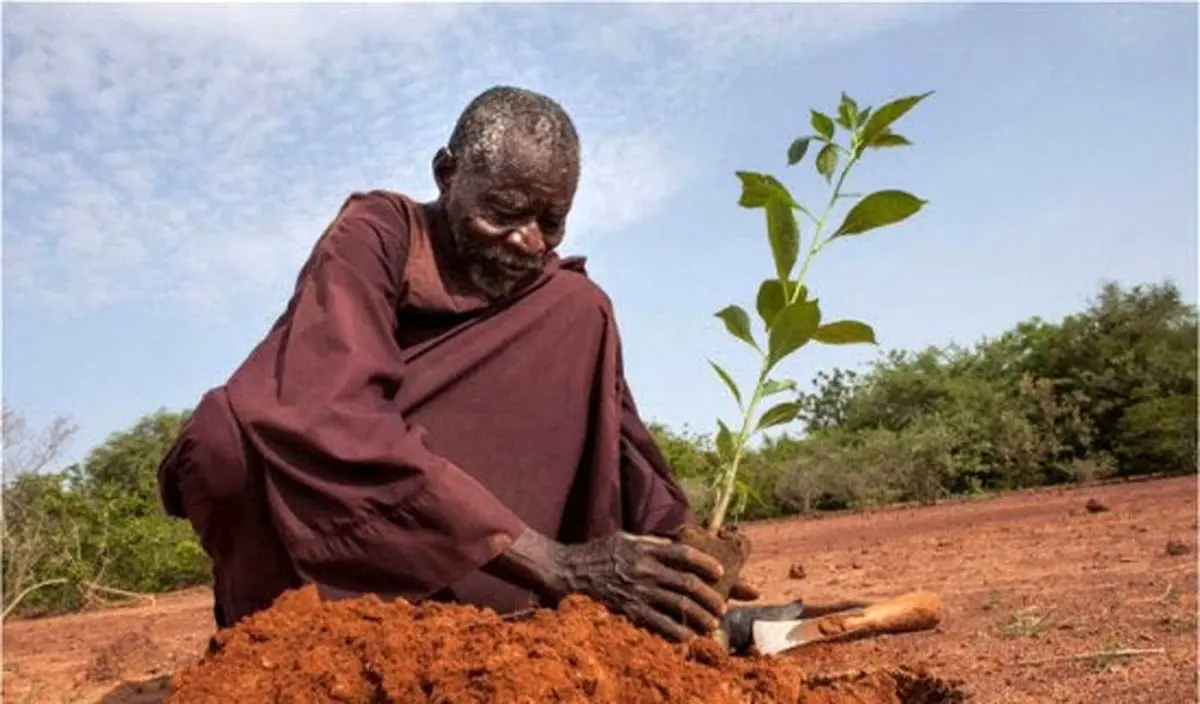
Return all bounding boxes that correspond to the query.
[716,597,871,655]
[749,591,942,656]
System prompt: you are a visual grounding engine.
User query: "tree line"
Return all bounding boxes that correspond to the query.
[3,280,1195,618]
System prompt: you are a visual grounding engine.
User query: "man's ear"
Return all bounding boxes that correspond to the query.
[432,147,456,196]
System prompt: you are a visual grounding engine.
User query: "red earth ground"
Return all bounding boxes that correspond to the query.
[3,475,1196,703]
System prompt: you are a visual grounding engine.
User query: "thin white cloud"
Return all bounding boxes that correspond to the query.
[562,132,687,255]
[3,3,941,313]
[566,3,956,69]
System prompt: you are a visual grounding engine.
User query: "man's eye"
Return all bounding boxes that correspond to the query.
[489,207,523,223]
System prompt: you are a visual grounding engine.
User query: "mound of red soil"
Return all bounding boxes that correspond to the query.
[167,586,965,703]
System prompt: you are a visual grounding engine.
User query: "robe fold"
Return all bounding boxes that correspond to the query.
[158,190,695,626]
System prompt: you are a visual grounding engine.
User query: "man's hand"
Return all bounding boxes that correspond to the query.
[557,532,727,643]
[486,528,749,643]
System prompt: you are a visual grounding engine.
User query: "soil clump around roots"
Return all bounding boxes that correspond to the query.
[167,586,965,703]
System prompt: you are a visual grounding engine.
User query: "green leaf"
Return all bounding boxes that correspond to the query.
[756,280,787,329]
[837,93,859,129]
[867,132,912,149]
[810,110,835,140]
[787,137,813,165]
[708,360,743,408]
[857,106,873,127]
[715,305,758,349]
[716,420,735,460]
[757,401,802,431]
[816,143,839,183]
[766,198,800,280]
[737,476,767,510]
[832,190,926,238]
[763,378,798,396]
[766,298,821,370]
[756,281,807,329]
[736,171,798,209]
[858,91,933,153]
[813,320,878,345]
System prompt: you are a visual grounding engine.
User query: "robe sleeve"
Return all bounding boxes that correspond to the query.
[616,377,698,536]
[226,192,526,598]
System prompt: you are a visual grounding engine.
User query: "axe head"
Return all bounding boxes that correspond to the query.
[751,591,942,656]
[751,616,840,656]
[718,600,808,655]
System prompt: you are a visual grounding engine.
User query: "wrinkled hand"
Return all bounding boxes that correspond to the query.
[558,532,726,643]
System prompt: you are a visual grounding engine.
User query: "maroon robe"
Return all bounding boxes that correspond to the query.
[158,190,695,627]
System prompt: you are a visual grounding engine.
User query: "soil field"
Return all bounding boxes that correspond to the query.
[3,475,1196,703]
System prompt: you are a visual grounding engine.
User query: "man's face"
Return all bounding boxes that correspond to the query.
[436,139,577,300]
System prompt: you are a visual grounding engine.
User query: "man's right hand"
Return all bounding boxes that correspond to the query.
[555,532,727,643]
[486,528,728,643]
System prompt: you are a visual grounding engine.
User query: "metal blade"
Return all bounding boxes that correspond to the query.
[720,600,808,655]
[751,617,828,656]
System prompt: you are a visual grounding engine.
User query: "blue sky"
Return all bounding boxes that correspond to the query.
[3,2,1197,468]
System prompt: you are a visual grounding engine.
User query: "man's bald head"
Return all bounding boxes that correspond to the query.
[433,86,582,301]
[447,85,581,183]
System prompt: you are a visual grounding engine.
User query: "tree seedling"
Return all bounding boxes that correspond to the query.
[677,91,933,597]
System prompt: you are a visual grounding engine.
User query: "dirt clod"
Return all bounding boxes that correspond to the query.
[788,563,807,580]
[1164,538,1188,556]
[1085,499,1109,513]
[679,524,754,600]
[167,586,963,703]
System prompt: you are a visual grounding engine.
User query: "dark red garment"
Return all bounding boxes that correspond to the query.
[158,190,695,626]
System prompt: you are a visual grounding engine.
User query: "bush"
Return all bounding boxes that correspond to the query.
[673,280,1197,521]
[2,409,210,618]
[1115,395,1198,476]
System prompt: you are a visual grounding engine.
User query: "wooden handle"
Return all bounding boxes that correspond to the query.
[815,591,942,639]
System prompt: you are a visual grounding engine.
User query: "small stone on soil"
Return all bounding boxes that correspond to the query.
[788,562,807,580]
[1085,499,1109,513]
[1164,538,1188,556]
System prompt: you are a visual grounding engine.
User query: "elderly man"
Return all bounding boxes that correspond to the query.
[158,85,758,644]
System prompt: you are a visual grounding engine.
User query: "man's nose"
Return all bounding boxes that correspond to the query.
[506,221,545,256]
